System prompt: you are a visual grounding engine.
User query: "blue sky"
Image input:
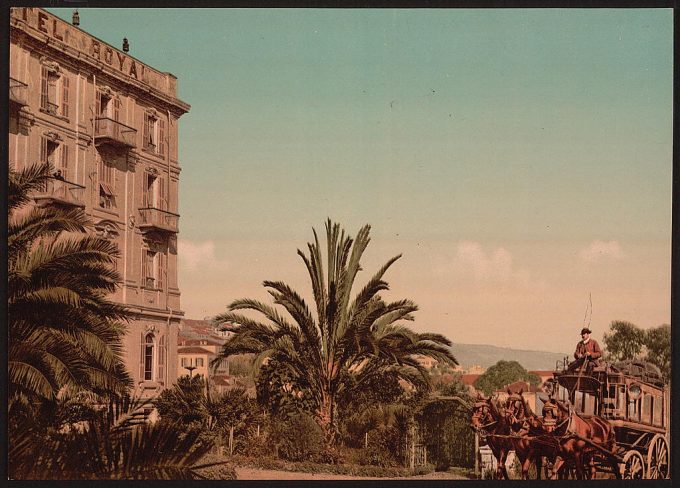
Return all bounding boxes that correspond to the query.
[50,8,672,353]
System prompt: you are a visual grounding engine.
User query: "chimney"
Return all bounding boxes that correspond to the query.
[72,9,80,26]
[123,38,129,53]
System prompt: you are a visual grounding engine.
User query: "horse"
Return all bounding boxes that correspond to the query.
[503,389,560,479]
[470,393,513,479]
[541,397,621,479]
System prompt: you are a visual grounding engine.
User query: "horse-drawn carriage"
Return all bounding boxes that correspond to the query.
[471,358,670,479]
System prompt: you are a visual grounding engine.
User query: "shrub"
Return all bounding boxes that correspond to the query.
[269,413,324,462]
[358,425,400,467]
[194,454,238,480]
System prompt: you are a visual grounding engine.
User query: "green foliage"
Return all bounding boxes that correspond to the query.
[255,356,316,418]
[228,354,255,377]
[358,425,401,467]
[269,412,325,462]
[602,321,670,383]
[230,453,415,477]
[213,220,458,445]
[434,372,470,397]
[9,396,218,480]
[644,324,670,383]
[418,398,475,471]
[473,360,539,396]
[603,320,647,361]
[8,161,132,401]
[155,376,261,454]
[155,375,207,424]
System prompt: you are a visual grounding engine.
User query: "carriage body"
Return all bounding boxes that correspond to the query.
[547,359,669,479]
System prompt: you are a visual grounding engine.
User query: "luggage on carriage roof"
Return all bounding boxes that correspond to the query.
[610,360,664,387]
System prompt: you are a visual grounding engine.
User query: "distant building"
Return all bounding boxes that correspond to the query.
[9,7,190,404]
[178,346,214,380]
[461,374,482,393]
[466,364,486,375]
[177,318,233,384]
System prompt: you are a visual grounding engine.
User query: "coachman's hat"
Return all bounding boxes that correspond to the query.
[580,327,592,335]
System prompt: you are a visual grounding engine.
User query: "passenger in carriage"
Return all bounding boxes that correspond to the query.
[567,327,602,374]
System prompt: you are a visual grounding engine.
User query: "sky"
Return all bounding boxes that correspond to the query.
[50,8,673,354]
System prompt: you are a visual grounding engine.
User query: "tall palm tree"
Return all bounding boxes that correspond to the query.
[8,162,131,401]
[213,220,457,445]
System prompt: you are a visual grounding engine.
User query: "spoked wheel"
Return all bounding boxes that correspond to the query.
[622,450,645,479]
[647,434,670,479]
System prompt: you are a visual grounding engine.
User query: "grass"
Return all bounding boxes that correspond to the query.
[229,454,434,478]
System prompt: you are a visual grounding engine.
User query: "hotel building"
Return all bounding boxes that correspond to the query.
[9,7,190,401]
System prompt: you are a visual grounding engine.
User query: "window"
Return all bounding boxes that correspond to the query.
[142,249,166,290]
[144,172,167,210]
[40,67,69,118]
[144,334,154,381]
[98,156,116,209]
[181,357,188,367]
[653,396,664,427]
[143,250,156,288]
[642,394,652,424]
[97,91,121,121]
[196,358,204,367]
[143,113,165,155]
[40,138,70,180]
[627,397,640,422]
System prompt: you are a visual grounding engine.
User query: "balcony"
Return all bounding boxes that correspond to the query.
[33,176,86,208]
[95,117,137,149]
[138,207,179,234]
[9,77,28,106]
[43,101,59,116]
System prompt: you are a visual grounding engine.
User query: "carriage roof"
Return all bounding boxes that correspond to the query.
[553,359,665,396]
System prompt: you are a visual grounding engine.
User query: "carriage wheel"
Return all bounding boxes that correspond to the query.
[647,434,670,479]
[622,450,645,479]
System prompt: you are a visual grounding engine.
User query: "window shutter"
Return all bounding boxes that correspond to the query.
[141,250,147,285]
[158,252,166,290]
[40,67,49,110]
[139,331,145,380]
[158,118,165,156]
[113,98,121,122]
[61,76,69,118]
[60,144,69,180]
[40,137,48,165]
[143,114,150,149]
[158,334,166,384]
[96,91,102,117]
[158,177,167,210]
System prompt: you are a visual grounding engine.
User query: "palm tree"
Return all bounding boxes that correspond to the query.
[213,220,457,445]
[8,162,131,402]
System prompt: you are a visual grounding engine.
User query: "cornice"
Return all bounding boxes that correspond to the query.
[11,19,190,117]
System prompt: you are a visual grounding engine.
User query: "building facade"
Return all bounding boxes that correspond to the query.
[9,8,190,400]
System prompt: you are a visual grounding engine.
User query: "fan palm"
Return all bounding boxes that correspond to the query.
[8,162,132,401]
[212,220,457,445]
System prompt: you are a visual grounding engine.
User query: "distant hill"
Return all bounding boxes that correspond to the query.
[450,343,569,371]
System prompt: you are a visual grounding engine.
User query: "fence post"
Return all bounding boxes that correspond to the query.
[474,431,480,478]
[229,426,234,456]
[410,424,415,471]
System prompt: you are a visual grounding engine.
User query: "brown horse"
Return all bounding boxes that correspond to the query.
[503,389,560,479]
[470,394,513,479]
[541,397,621,479]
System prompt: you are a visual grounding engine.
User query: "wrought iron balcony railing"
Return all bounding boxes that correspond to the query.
[95,117,138,149]
[43,101,59,116]
[138,207,179,234]
[10,77,28,106]
[33,176,86,208]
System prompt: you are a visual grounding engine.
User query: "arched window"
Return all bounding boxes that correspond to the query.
[144,334,154,381]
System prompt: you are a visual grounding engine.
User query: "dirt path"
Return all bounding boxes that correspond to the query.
[234,467,470,480]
